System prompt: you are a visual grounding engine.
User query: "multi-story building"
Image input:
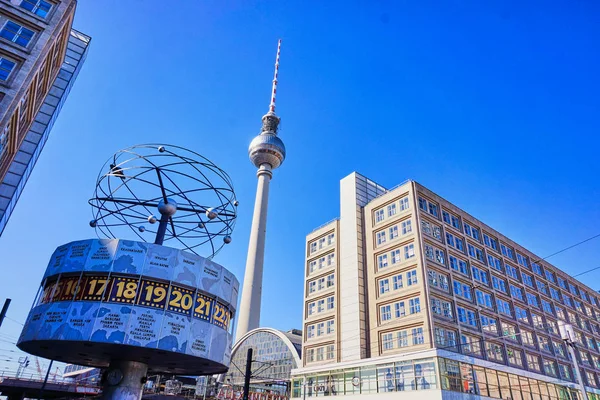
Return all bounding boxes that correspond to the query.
[293,172,600,400]
[0,0,89,236]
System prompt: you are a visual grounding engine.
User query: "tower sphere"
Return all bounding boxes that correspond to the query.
[248,133,286,169]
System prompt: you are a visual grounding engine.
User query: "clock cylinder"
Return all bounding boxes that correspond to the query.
[17,238,240,376]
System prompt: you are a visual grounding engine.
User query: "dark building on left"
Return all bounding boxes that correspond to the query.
[0,0,89,236]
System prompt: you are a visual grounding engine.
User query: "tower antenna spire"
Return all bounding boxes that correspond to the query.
[268,39,281,115]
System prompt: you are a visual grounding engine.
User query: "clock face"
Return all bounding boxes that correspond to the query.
[106,369,124,386]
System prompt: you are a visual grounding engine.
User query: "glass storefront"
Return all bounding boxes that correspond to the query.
[292,358,437,397]
[292,357,584,400]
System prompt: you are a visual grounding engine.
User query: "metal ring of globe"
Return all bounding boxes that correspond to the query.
[88,144,238,258]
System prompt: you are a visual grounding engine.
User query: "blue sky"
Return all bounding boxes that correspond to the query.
[1,0,599,375]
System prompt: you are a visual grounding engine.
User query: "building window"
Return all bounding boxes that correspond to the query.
[326,273,335,287]
[382,333,394,350]
[543,359,558,377]
[505,263,518,280]
[467,244,484,263]
[397,330,408,347]
[487,254,503,272]
[0,21,35,47]
[483,234,499,251]
[316,347,324,361]
[310,242,317,254]
[0,57,16,81]
[434,327,457,349]
[391,249,401,264]
[442,211,462,230]
[307,325,315,338]
[306,348,314,363]
[389,225,398,240]
[509,285,524,302]
[553,341,567,358]
[400,197,409,210]
[412,327,424,345]
[317,322,324,336]
[401,219,412,235]
[485,342,504,362]
[392,274,403,290]
[475,290,493,309]
[522,272,534,288]
[446,233,464,252]
[404,244,415,259]
[326,253,335,266]
[394,301,406,318]
[378,254,388,269]
[471,266,489,285]
[428,270,449,292]
[492,276,507,294]
[558,364,571,381]
[387,203,397,217]
[460,334,481,356]
[326,296,334,310]
[327,233,335,245]
[381,305,392,321]
[531,313,545,330]
[376,231,386,245]
[326,319,335,334]
[500,243,515,260]
[449,256,469,275]
[309,281,316,294]
[541,299,553,314]
[521,331,535,347]
[457,307,477,327]
[527,293,539,308]
[20,0,52,18]
[501,322,518,341]
[308,302,315,316]
[419,197,438,217]
[531,262,543,276]
[464,223,480,241]
[409,298,421,314]
[407,270,418,286]
[325,345,335,360]
[453,281,472,301]
[481,315,498,334]
[379,279,390,295]
[426,245,445,265]
[545,269,556,283]
[557,276,567,290]
[538,336,552,354]
[516,253,529,268]
[375,209,385,223]
[496,299,511,316]
[515,306,529,324]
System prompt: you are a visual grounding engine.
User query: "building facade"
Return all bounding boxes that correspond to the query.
[0,0,89,236]
[293,172,600,400]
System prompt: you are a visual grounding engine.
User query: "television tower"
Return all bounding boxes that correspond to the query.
[236,40,286,340]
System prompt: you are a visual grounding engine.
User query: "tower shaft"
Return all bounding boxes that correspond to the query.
[236,165,272,339]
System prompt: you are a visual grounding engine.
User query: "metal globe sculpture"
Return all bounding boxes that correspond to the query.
[89,144,237,259]
[18,144,241,399]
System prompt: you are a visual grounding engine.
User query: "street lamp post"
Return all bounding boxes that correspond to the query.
[559,320,589,400]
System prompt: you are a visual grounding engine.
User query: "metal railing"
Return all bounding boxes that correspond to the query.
[308,217,339,234]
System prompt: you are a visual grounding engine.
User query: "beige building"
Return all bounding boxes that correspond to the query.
[293,172,600,400]
[0,0,89,235]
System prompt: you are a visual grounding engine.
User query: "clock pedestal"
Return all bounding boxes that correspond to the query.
[101,360,148,400]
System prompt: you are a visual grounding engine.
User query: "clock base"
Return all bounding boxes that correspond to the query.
[101,360,148,400]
